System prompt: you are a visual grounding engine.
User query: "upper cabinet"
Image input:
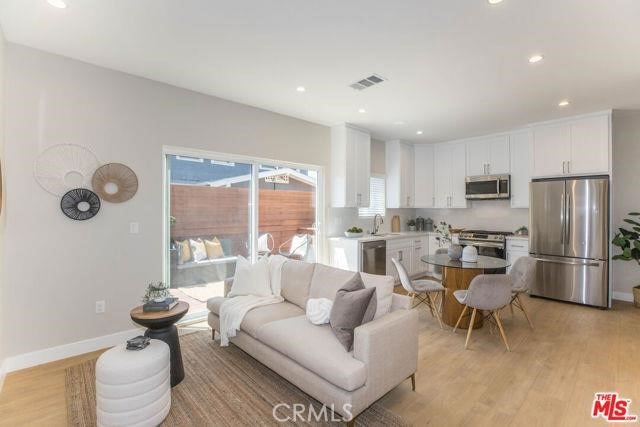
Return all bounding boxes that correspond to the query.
[531,113,610,178]
[386,140,415,208]
[509,130,532,208]
[465,135,510,176]
[331,124,371,208]
[413,144,435,208]
[433,142,467,209]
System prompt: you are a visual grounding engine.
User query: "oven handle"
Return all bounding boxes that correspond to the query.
[458,240,505,249]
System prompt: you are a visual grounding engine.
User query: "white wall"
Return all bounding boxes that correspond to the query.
[416,202,529,233]
[612,110,640,297]
[3,44,330,358]
[0,26,7,385]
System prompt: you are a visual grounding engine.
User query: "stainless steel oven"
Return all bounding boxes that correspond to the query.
[465,174,510,200]
[458,230,511,271]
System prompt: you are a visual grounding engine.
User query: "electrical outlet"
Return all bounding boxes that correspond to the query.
[129,222,140,234]
[95,300,106,314]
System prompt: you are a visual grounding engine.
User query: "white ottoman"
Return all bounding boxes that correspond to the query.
[96,339,171,427]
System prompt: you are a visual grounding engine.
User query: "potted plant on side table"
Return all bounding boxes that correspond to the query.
[612,211,640,308]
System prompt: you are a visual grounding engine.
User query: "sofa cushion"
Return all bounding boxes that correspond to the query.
[308,264,357,301]
[360,272,394,319]
[257,316,367,391]
[207,298,304,338]
[329,274,377,351]
[280,260,315,309]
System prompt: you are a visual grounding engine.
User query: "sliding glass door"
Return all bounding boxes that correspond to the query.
[164,152,320,319]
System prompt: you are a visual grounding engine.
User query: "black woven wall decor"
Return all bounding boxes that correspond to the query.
[60,188,101,220]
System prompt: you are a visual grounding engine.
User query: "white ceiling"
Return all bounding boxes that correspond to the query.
[1,0,640,142]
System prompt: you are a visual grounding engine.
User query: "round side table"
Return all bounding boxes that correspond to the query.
[130,301,189,387]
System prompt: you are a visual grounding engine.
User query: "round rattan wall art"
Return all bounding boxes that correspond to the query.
[34,144,100,196]
[60,188,101,221]
[91,163,138,203]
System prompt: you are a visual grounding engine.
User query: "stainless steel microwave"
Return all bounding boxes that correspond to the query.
[465,174,510,200]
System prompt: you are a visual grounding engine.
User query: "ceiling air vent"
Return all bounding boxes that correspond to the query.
[349,74,387,91]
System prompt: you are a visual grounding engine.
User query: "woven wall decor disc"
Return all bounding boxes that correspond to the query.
[92,163,138,203]
[60,188,101,221]
[34,144,100,196]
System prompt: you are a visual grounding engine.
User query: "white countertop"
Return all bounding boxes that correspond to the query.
[329,231,438,243]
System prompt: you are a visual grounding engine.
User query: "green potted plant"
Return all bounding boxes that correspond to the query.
[612,212,640,308]
[407,219,416,232]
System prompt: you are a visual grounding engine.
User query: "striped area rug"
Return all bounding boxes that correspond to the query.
[65,330,409,426]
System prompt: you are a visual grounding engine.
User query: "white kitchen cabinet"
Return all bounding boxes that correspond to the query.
[433,142,467,209]
[411,236,430,276]
[386,245,412,282]
[466,135,510,176]
[532,122,570,178]
[413,144,435,208]
[386,140,415,208]
[531,113,610,178]
[509,130,532,208]
[569,115,610,175]
[331,124,370,208]
[506,238,529,274]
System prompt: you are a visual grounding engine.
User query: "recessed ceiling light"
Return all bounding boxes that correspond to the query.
[488,0,503,4]
[296,86,306,92]
[47,0,67,8]
[529,54,544,64]
[358,108,366,114]
[393,121,405,125]
[416,130,424,135]
[558,100,571,107]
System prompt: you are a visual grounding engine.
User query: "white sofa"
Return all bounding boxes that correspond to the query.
[207,259,419,424]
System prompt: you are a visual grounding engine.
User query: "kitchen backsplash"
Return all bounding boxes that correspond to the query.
[328,208,416,236]
[329,201,529,237]
[415,200,529,233]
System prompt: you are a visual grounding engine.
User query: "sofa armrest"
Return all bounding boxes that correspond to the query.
[224,278,233,297]
[391,293,411,311]
[352,308,418,405]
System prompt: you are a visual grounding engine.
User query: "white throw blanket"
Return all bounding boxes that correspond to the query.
[218,294,283,346]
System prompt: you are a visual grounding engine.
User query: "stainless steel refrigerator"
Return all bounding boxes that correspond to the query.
[529,176,609,308]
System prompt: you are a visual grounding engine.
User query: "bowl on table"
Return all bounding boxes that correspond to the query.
[344,231,364,238]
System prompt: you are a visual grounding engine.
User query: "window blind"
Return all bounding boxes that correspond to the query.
[359,176,386,218]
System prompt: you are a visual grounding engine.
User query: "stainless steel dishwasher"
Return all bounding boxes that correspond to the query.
[360,240,387,275]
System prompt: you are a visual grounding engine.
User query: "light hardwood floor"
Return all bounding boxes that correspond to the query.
[0,296,638,426]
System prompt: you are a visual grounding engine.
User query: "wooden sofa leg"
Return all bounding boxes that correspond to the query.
[212,329,216,340]
[410,373,416,391]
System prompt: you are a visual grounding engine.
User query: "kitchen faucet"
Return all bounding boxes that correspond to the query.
[372,214,384,235]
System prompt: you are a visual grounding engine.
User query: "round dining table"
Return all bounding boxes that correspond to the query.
[421,254,511,329]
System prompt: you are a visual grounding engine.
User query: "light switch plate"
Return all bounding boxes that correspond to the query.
[129,222,139,234]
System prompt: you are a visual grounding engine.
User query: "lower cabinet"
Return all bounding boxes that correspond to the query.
[506,238,529,273]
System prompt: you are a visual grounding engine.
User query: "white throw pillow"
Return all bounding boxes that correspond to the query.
[267,255,288,297]
[189,238,208,262]
[360,272,394,319]
[306,298,333,325]
[228,255,272,297]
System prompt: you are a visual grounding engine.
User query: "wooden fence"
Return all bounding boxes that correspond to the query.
[170,185,315,253]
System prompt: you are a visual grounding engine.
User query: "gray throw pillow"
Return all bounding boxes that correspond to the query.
[329,274,377,351]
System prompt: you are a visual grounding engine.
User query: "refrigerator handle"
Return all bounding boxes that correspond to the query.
[566,193,571,244]
[560,192,565,244]
[532,257,600,267]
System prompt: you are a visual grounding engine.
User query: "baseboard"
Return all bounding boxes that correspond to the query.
[0,358,8,393]
[4,327,143,373]
[612,291,634,302]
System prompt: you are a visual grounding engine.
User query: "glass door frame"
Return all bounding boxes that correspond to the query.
[162,146,325,320]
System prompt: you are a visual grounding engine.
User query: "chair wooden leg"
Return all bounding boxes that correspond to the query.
[410,373,416,391]
[409,292,416,308]
[495,310,511,351]
[509,302,514,317]
[428,293,444,329]
[516,294,534,330]
[464,308,477,349]
[453,305,468,333]
[425,293,436,317]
